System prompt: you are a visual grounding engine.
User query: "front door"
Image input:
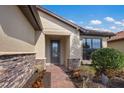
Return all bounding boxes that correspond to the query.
[50,40,60,64]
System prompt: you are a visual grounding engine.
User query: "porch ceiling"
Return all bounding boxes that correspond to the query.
[45,34,70,39]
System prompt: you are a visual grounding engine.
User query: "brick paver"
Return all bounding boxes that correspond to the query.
[44,64,75,88]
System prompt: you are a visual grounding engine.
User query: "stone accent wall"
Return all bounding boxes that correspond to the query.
[67,59,81,70]
[23,59,46,88]
[0,53,35,88]
[35,59,46,67]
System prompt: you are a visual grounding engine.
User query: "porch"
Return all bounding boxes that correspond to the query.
[45,34,70,67]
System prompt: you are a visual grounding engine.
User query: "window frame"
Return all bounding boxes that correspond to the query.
[82,38,102,60]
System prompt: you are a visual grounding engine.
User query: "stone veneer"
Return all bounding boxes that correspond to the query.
[0,53,35,88]
[23,59,46,88]
[35,59,46,70]
[67,59,81,70]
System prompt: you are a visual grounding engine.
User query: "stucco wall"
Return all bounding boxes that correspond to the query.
[38,10,81,61]
[35,31,45,59]
[0,6,35,53]
[108,40,124,52]
[102,37,108,48]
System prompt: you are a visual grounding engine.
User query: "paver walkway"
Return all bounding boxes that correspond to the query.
[44,64,75,88]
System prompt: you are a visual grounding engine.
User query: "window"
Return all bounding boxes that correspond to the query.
[92,39,101,49]
[83,39,92,48]
[82,38,102,60]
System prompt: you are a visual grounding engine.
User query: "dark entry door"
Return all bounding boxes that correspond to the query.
[51,40,60,64]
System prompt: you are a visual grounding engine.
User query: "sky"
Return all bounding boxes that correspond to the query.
[42,5,124,33]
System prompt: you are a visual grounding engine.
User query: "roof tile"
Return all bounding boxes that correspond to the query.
[108,31,124,42]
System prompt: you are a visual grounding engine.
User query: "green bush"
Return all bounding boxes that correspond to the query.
[91,48,124,72]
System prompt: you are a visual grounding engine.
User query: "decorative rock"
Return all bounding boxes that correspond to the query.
[68,59,80,70]
[101,73,109,85]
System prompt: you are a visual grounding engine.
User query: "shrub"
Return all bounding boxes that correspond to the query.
[91,48,124,73]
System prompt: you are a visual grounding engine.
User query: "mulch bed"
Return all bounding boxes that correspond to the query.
[70,69,124,88]
[69,65,124,88]
[32,76,44,88]
[23,70,45,88]
[31,70,46,88]
[67,69,106,88]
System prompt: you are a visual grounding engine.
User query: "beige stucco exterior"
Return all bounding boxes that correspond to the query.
[0,5,109,66]
[0,6,35,54]
[108,40,124,52]
[38,10,81,65]
[35,31,46,59]
[0,5,113,88]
